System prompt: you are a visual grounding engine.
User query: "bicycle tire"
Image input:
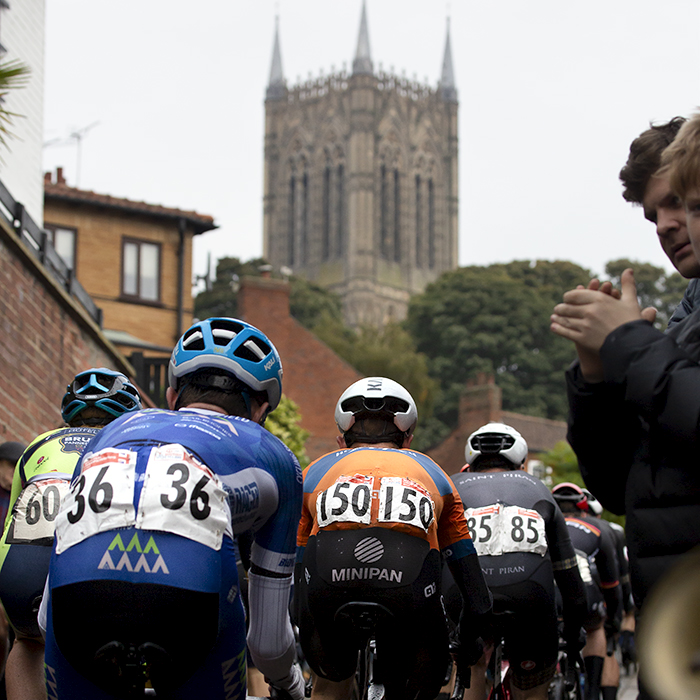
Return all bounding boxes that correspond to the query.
[548,675,566,700]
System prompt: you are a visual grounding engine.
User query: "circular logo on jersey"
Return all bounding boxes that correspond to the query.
[354,537,384,563]
[520,660,536,671]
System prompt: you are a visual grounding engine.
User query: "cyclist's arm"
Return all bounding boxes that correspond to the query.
[595,527,622,627]
[546,505,587,639]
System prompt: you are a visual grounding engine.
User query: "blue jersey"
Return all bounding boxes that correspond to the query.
[50,407,303,590]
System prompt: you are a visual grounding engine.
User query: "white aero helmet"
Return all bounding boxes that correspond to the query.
[465,422,528,468]
[335,377,418,435]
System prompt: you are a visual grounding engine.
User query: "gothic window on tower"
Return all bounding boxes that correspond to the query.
[323,161,331,261]
[428,178,435,269]
[380,163,389,259]
[415,174,423,268]
[288,173,296,267]
[336,163,344,257]
[393,168,401,263]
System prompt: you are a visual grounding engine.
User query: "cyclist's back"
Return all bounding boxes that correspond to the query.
[448,424,586,700]
[296,378,492,700]
[43,319,305,700]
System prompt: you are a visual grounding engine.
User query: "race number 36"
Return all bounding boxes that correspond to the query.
[378,476,435,532]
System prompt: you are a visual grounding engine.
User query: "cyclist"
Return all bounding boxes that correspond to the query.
[583,490,632,700]
[0,368,142,700]
[448,423,587,700]
[295,377,492,700]
[41,318,305,700]
[552,483,622,700]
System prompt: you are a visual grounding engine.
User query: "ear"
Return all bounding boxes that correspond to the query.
[166,387,178,410]
[401,433,414,449]
[251,401,271,425]
[337,434,348,448]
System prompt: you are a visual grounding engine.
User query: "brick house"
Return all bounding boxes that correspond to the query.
[43,168,217,359]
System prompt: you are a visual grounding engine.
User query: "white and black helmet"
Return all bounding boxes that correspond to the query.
[465,422,528,469]
[335,377,418,437]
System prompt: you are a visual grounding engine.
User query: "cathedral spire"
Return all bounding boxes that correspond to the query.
[266,15,286,101]
[352,1,373,76]
[439,17,458,103]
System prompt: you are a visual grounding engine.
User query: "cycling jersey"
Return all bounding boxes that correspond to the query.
[43,407,302,700]
[563,513,622,629]
[0,427,98,638]
[296,446,490,700]
[449,469,586,690]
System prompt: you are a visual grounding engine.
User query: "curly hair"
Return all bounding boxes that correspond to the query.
[619,117,686,204]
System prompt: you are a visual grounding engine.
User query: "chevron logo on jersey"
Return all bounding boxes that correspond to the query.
[97,532,169,574]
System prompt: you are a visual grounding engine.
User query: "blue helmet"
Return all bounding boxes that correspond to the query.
[61,368,142,425]
[168,317,283,410]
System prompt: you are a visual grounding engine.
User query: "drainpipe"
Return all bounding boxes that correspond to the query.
[177,217,186,339]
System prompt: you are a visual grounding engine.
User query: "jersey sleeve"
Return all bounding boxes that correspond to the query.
[438,482,476,562]
[249,435,303,577]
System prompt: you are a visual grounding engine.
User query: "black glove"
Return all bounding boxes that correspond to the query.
[563,625,586,654]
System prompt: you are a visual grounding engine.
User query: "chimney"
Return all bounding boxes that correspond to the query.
[56,167,66,185]
[44,171,52,185]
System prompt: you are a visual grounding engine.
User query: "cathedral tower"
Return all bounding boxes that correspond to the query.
[263,4,459,326]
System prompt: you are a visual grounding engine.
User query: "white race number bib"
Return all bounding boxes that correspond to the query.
[316,474,373,527]
[6,478,71,544]
[377,477,435,532]
[465,504,547,557]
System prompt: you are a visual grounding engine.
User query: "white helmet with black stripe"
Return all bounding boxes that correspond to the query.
[465,422,528,469]
[335,377,418,440]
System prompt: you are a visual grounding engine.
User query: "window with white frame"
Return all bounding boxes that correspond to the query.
[45,224,77,272]
[122,239,160,302]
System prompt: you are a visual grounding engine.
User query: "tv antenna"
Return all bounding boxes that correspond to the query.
[43,121,100,187]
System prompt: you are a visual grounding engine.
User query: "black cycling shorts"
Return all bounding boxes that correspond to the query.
[297,528,448,700]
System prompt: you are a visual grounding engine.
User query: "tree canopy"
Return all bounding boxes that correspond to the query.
[405,261,592,431]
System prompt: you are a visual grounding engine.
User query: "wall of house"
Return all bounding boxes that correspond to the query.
[0,219,134,445]
[43,199,195,353]
[238,276,362,460]
[0,0,45,224]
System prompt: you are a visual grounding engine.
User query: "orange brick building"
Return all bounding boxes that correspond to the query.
[43,169,216,358]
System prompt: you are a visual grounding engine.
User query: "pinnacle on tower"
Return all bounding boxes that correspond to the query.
[266,15,286,100]
[439,17,458,103]
[352,1,373,76]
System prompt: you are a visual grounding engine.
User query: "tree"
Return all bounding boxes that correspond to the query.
[605,258,688,329]
[194,257,344,331]
[312,317,440,451]
[0,59,30,151]
[405,261,592,430]
[266,395,310,467]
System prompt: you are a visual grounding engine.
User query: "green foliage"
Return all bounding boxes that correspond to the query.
[193,257,266,320]
[0,59,30,150]
[194,257,344,332]
[289,277,344,329]
[604,258,688,329]
[266,395,310,468]
[405,261,592,429]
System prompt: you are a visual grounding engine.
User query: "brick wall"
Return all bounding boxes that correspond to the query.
[0,219,135,444]
[238,276,362,460]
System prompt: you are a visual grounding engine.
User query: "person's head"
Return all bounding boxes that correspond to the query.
[551,482,589,515]
[661,112,700,262]
[0,441,26,491]
[166,317,282,425]
[620,117,700,278]
[61,368,142,428]
[334,377,417,449]
[464,422,528,472]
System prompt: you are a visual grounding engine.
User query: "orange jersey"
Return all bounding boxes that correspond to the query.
[297,446,475,562]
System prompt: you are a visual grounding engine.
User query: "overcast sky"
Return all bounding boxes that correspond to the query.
[42,0,700,289]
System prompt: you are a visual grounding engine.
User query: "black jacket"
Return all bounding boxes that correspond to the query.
[566,311,700,607]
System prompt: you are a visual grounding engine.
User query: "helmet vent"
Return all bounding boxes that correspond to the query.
[209,319,246,346]
[470,433,515,455]
[182,329,205,351]
[234,337,271,363]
